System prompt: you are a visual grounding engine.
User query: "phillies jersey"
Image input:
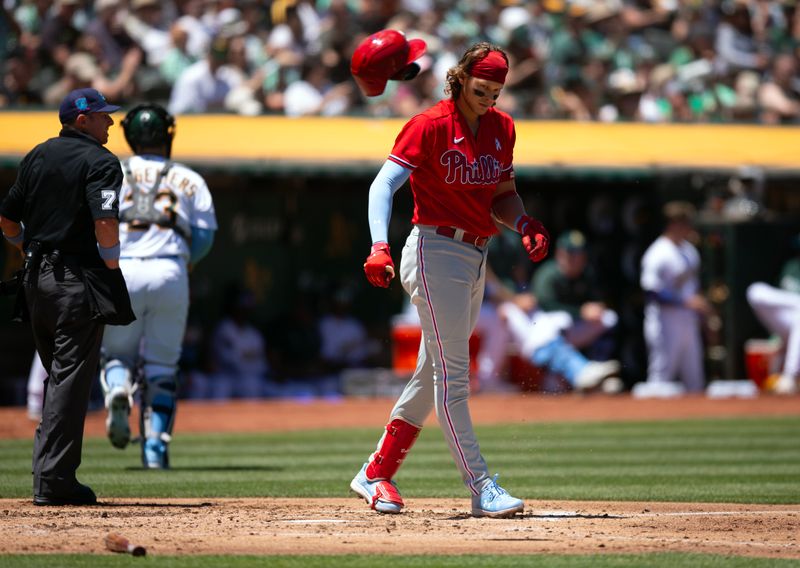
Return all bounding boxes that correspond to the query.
[388,98,515,237]
[118,154,217,261]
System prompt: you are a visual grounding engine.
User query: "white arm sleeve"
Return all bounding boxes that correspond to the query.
[368,160,411,244]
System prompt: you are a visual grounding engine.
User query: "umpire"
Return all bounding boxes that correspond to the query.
[0,88,133,505]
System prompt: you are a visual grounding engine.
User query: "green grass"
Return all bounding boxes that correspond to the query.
[1,554,799,568]
[2,416,799,565]
[1,416,798,504]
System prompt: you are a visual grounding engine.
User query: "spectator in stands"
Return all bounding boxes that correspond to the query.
[639,201,711,396]
[599,67,647,122]
[160,21,197,86]
[317,0,362,85]
[259,5,308,114]
[283,55,352,117]
[220,32,267,116]
[497,6,542,115]
[746,234,800,395]
[43,49,139,106]
[84,0,138,74]
[758,52,800,124]
[41,51,94,105]
[11,0,48,45]
[0,0,799,125]
[172,0,211,60]
[388,55,439,117]
[168,32,241,114]
[531,230,618,361]
[0,45,42,107]
[123,0,172,68]
[715,0,769,75]
[39,0,82,70]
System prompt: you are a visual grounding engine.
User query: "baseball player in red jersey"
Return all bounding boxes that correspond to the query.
[350,41,549,518]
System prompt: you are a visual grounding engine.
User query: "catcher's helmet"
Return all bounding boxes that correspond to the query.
[121,103,176,157]
[351,29,427,97]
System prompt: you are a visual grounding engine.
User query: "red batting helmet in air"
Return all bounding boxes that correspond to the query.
[351,29,427,97]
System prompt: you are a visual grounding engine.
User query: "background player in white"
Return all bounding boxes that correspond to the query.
[640,201,711,395]
[746,234,800,394]
[101,103,217,469]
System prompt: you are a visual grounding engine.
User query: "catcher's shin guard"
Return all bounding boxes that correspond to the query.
[365,417,421,481]
[140,374,177,469]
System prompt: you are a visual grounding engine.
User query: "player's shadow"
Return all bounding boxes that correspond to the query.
[124,465,284,472]
[444,512,625,521]
[96,501,215,508]
[530,512,625,520]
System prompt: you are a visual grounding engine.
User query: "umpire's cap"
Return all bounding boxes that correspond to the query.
[351,29,427,97]
[59,88,120,124]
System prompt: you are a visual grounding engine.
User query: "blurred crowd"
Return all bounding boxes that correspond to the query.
[1,0,800,123]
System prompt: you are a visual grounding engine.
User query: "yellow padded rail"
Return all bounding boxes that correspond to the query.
[0,113,798,170]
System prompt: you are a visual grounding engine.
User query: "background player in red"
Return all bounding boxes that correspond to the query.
[351,41,549,518]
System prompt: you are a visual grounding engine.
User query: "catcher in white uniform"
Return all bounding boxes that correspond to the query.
[101,104,217,469]
[640,201,711,394]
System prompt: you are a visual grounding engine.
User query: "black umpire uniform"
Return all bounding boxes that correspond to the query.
[0,88,133,505]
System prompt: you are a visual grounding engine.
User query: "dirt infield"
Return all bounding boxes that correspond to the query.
[1,498,798,558]
[1,394,798,559]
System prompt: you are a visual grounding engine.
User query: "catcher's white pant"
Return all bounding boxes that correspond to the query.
[102,257,189,378]
[747,282,800,379]
[26,351,47,418]
[643,303,705,392]
[390,225,490,496]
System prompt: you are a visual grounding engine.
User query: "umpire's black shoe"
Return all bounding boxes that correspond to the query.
[33,483,97,506]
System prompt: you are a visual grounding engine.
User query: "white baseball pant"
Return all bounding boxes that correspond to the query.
[747,282,800,379]
[643,303,705,392]
[101,257,189,378]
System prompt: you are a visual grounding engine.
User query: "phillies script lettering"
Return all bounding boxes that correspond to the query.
[440,150,502,185]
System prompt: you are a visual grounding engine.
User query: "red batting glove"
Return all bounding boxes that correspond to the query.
[517,215,550,263]
[364,242,395,288]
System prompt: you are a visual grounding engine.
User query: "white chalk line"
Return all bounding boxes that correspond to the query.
[530,509,800,519]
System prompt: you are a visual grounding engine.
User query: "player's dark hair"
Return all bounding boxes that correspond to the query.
[444,42,508,100]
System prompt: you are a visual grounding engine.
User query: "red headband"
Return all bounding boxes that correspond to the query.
[469,50,508,84]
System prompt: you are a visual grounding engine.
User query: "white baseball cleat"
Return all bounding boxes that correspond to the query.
[105,386,131,450]
[772,374,798,395]
[600,376,625,394]
[350,463,404,514]
[575,360,621,391]
[472,475,524,518]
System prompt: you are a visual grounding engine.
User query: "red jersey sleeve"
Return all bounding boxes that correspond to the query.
[388,114,436,171]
